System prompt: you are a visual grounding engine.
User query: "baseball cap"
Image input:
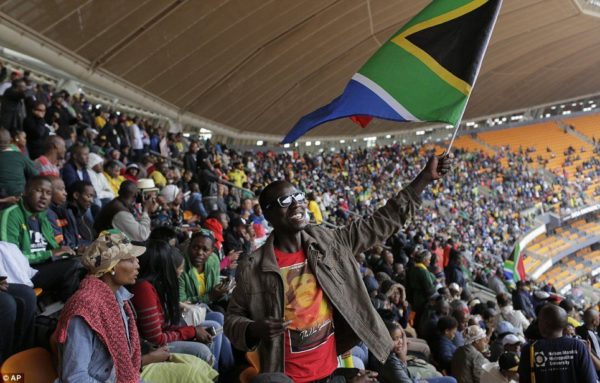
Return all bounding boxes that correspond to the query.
[498,352,520,372]
[495,321,517,336]
[82,230,145,277]
[502,333,524,347]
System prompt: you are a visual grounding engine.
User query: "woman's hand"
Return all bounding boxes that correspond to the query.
[143,346,170,365]
[195,326,213,344]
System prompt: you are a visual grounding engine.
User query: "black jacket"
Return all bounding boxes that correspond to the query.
[23,115,50,159]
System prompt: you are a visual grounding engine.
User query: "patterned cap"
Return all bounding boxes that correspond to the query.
[463,325,487,345]
[82,230,146,277]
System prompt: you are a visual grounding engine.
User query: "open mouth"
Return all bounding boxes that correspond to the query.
[288,209,306,223]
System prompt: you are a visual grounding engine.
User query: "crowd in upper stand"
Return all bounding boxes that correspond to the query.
[0,62,599,383]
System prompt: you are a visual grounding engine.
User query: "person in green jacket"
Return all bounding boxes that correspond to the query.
[0,175,81,301]
[179,229,229,306]
[407,249,437,329]
[0,128,38,200]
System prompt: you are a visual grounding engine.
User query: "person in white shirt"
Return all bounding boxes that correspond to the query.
[87,152,114,206]
[497,292,529,334]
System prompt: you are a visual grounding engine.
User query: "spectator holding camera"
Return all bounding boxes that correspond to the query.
[94,180,157,242]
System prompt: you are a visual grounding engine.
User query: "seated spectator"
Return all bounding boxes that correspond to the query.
[34,135,65,178]
[66,180,97,247]
[0,242,36,364]
[47,176,76,247]
[0,128,37,199]
[575,308,600,375]
[150,161,168,188]
[0,175,80,301]
[431,316,459,373]
[444,250,466,290]
[54,230,146,382]
[307,192,323,224]
[519,304,597,383]
[420,297,451,342]
[496,292,529,334]
[87,152,114,205]
[23,101,51,159]
[489,321,519,362]
[380,280,411,330]
[103,160,125,196]
[130,240,213,362]
[184,182,208,219]
[61,144,91,189]
[451,325,490,383]
[131,240,234,371]
[152,184,184,228]
[559,298,582,328]
[512,281,536,320]
[223,216,252,260]
[124,163,140,182]
[12,130,28,157]
[204,210,228,252]
[376,249,395,277]
[179,230,229,307]
[99,113,123,149]
[94,181,157,242]
[481,352,519,383]
[380,322,457,383]
[486,268,508,295]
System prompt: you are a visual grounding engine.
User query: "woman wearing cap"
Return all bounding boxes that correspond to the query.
[450,325,490,383]
[124,163,140,183]
[178,229,235,371]
[54,230,146,382]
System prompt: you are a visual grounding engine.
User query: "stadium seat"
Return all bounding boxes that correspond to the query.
[0,348,57,383]
[239,351,260,383]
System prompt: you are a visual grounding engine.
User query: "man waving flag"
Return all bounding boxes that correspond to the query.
[282,0,502,144]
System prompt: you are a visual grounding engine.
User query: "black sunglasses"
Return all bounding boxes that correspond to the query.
[265,192,306,210]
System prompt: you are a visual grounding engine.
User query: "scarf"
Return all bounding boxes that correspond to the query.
[203,218,224,250]
[55,276,142,383]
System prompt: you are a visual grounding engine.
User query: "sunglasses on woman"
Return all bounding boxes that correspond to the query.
[265,192,306,209]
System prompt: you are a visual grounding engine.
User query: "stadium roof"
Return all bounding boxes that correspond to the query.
[0,0,599,141]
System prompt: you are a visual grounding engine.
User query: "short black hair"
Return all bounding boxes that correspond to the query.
[25,175,53,191]
[68,180,93,200]
[437,316,458,333]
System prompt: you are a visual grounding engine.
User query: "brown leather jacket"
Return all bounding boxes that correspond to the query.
[224,186,421,373]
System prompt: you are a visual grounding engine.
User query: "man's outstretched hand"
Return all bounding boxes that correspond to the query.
[422,154,453,182]
[410,153,454,195]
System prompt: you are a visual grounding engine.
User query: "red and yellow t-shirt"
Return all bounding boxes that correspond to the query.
[274,248,337,382]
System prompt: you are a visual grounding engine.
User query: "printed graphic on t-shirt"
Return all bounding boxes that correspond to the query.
[281,260,334,353]
[29,230,48,253]
[535,347,578,372]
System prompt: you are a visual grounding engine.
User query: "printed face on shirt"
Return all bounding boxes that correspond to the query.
[281,261,334,353]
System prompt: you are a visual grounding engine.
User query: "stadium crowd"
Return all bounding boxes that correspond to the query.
[0,63,599,383]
